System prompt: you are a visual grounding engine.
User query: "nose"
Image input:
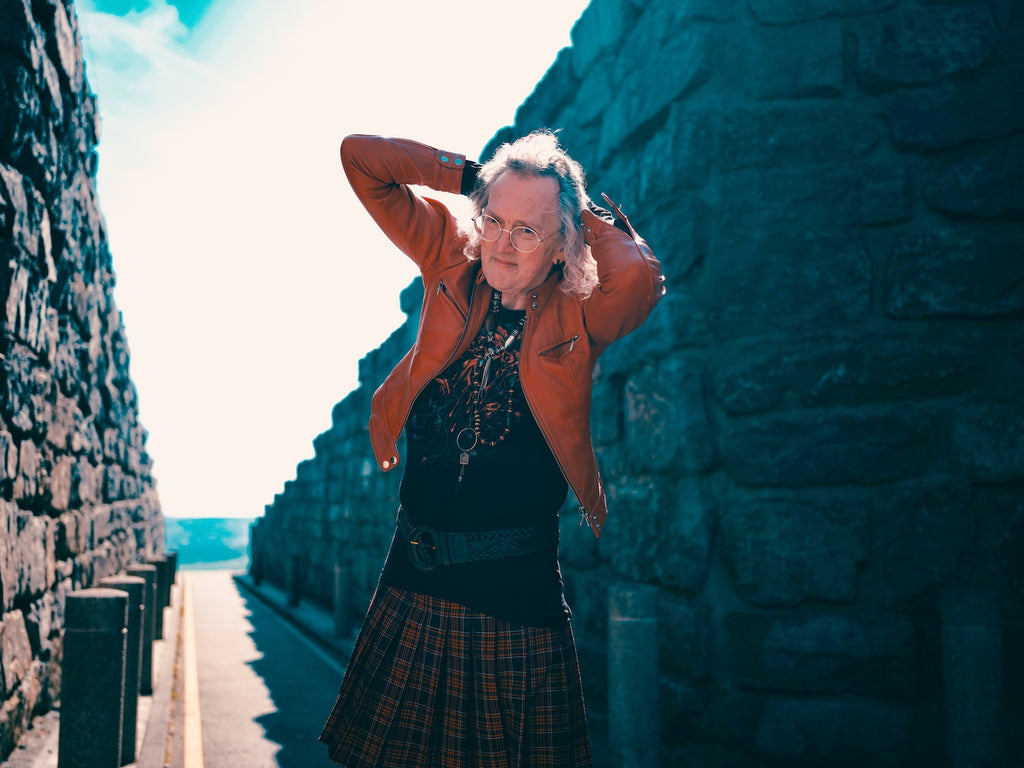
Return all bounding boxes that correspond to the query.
[495,227,516,253]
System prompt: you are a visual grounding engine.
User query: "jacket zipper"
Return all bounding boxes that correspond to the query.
[518,314,591,528]
[388,277,481,462]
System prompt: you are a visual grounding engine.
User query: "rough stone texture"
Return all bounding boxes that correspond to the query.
[0,0,163,759]
[252,0,1024,764]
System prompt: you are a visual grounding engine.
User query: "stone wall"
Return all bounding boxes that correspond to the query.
[0,0,163,758]
[252,0,1023,764]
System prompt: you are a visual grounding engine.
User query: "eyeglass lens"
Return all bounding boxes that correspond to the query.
[477,215,541,253]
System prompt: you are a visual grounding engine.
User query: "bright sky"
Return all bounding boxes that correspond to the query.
[76,0,591,519]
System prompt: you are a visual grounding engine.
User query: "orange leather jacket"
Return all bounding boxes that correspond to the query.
[341,135,664,538]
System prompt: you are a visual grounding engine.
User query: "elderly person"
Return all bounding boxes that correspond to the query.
[320,131,664,768]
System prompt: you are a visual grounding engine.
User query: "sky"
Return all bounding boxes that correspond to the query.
[75,0,592,519]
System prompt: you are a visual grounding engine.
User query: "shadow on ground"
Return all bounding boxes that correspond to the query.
[237,586,342,768]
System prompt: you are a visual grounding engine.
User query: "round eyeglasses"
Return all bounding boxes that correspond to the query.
[474,213,558,254]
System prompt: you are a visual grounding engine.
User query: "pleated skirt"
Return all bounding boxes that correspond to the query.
[319,585,594,768]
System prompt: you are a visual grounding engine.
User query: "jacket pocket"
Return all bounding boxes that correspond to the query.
[538,335,580,360]
[433,279,467,322]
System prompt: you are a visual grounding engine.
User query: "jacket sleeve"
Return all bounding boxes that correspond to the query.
[339,135,471,270]
[580,204,666,346]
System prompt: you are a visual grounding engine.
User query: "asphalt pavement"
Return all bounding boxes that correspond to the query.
[189,570,344,768]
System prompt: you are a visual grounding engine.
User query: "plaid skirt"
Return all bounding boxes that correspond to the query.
[319,585,593,768]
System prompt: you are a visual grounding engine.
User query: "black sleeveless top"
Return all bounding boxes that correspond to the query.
[379,304,570,627]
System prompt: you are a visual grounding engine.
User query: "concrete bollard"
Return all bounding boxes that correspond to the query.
[99,576,146,766]
[146,555,169,639]
[126,564,158,694]
[608,583,660,768]
[333,559,352,637]
[941,587,1006,768]
[58,588,128,768]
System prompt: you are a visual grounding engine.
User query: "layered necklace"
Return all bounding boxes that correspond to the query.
[455,290,527,485]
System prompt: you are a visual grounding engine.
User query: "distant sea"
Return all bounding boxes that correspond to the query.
[164,517,255,571]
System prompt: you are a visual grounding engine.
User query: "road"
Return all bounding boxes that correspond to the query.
[187,571,343,768]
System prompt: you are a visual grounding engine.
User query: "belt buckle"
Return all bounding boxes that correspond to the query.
[407,525,440,572]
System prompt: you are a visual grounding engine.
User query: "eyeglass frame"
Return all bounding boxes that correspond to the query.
[472,211,561,254]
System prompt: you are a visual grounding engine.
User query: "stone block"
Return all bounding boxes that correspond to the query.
[721,406,934,487]
[25,589,59,658]
[0,610,33,697]
[706,230,872,338]
[878,476,973,600]
[590,374,622,447]
[569,0,634,78]
[47,1,82,92]
[73,460,104,506]
[596,289,707,379]
[0,164,38,258]
[624,353,715,475]
[2,262,58,358]
[725,693,942,765]
[717,104,883,172]
[726,611,918,697]
[635,105,715,205]
[887,228,1024,317]
[925,136,1024,218]
[719,163,910,232]
[746,19,844,99]
[712,331,987,414]
[660,678,711,750]
[601,475,672,583]
[44,457,72,511]
[749,0,895,24]
[659,593,711,680]
[882,65,1024,150]
[855,5,998,91]
[2,512,52,605]
[598,29,712,163]
[572,60,618,128]
[952,402,1024,483]
[3,346,54,438]
[0,431,17,493]
[718,493,868,606]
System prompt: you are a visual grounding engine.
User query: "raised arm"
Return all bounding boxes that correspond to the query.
[580,200,666,346]
[339,135,471,269]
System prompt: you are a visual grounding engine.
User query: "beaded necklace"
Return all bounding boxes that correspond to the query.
[455,290,527,485]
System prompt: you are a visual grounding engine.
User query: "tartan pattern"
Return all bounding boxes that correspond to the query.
[319,586,593,767]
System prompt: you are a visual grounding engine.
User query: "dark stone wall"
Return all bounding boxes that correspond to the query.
[0,0,163,758]
[253,0,1023,764]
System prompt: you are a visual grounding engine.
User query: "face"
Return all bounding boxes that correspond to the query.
[479,171,564,310]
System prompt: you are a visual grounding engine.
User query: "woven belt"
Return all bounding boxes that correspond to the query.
[397,506,548,572]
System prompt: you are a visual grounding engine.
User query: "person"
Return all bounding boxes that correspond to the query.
[319,131,664,768]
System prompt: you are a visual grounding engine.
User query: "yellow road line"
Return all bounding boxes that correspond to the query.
[183,574,204,768]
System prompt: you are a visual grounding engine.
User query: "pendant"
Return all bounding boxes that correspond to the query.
[455,428,479,485]
[480,349,495,392]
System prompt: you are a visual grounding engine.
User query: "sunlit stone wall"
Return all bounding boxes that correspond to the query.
[255,0,1023,763]
[0,0,163,757]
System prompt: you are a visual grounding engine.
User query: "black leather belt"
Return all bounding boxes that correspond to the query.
[397,506,549,572]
